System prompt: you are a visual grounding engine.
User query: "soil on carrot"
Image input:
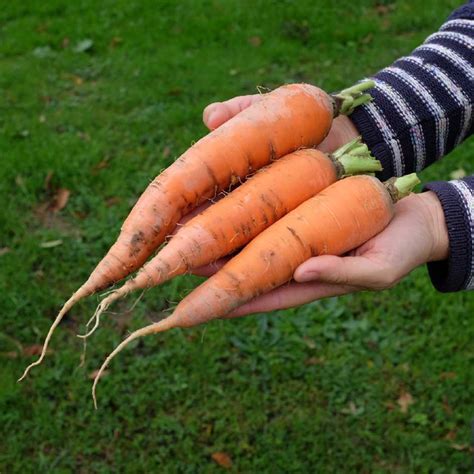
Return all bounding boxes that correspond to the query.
[0,0,472,472]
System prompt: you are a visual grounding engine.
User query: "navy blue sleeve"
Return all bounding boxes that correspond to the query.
[350,2,473,292]
[351,1,473,179]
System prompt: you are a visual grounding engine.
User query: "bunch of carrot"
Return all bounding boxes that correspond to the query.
[19,80,420,407]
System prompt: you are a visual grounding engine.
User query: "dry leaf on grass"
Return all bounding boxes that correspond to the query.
[89,369,108,380]
[439,371,456,380]
[449,168,466,180]
[442,397,453,415]
[39,240,63,248]
[444,430,457,441]
[44,170,54,191]
[0,247,11,257]
[51,188,70,212]
[211,451,232,469]
[304,357,324,366]
[451,444,472,452]
[1,351,19,359]
[23,344,53,357]
[105,196,121,207]
[92,159,109,173]
[397,391,414,413]
[162,146,171,158]
[248,36,262,47]
[37,184,71,219]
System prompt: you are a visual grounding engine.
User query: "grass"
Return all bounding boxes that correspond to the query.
[0,0,473,471]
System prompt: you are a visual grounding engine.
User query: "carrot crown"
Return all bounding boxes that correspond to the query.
[332,80,375,115]
[330,137,382,177]
[384,173,420,202]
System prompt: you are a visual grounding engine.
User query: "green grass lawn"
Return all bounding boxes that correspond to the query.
[1,0,473,471]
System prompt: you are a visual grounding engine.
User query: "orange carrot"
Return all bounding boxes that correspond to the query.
[84,138,381,336]
[19,80,374,380]
[92,173,420,406]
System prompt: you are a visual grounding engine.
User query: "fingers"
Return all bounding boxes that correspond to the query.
[191,258,228,277]
[223,281,356,318]
[294,254,396,290]
[175,192,228,231]
[203,94,262,130]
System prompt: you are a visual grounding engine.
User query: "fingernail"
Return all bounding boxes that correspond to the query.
[208,111,216,125]
[297,270,319,283]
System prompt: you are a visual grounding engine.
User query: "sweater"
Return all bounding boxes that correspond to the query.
[350,1,473,292]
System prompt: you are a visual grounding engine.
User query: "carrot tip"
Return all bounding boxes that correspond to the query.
[18,288,88,381]
[77,288,126,339]
[91,317,178,407]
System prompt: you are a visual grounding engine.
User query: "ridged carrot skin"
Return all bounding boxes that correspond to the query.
[117,150,339,291]
[92,140,381,320]
[161,175,394,328]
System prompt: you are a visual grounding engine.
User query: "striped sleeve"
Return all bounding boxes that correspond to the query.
[350,2,474,179]
[423,176,474,292]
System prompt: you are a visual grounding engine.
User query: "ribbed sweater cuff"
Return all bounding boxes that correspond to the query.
[423,178,473,292]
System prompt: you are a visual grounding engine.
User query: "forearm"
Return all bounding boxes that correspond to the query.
[350,1,474,179]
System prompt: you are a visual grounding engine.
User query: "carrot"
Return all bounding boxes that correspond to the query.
[19,80,374,380]
[83,137,382,337]
[92,173,420,407]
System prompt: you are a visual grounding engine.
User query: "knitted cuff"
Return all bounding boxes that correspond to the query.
[423,177,473,292]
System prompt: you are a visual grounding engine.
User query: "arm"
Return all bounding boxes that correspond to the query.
[350,1,473,178]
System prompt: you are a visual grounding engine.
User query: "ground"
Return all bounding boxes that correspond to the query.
[0,0,473,472]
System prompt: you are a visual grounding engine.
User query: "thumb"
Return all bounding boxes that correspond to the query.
[294,255,392,290]
[203,94,262,130]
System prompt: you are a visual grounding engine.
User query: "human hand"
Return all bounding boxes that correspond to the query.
[199,91,448,318]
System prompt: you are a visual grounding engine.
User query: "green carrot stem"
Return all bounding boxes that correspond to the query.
[331,80,375,115]
[384,173,420,202]
[330,137,382,177]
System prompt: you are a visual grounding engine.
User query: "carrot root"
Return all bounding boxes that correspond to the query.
[18,285,89,381]
[77,285,132,339]
[92,315,178,409]
[87,138,381,335]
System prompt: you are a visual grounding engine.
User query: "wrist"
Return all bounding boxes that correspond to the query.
[420,191,450,262]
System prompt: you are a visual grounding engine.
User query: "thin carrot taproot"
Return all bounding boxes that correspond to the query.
[19,80,374,380]
[92,173,420,407]
[83,138,381,337]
